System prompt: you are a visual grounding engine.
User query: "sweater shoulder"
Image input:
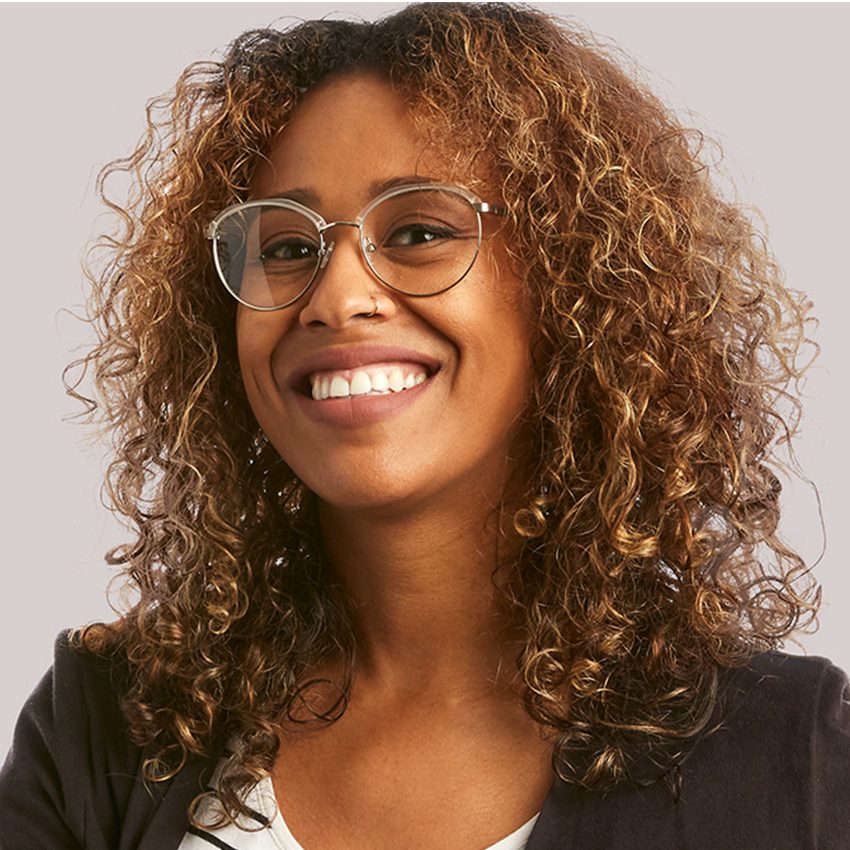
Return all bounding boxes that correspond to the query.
[738,648,844,686]
[698,649,850,846]
[1,628,216,850]
[718,649,849,732]
[0,628,140,849]
[50,627,135,731]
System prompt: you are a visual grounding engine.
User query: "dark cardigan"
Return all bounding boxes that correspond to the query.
[1,631,848,849]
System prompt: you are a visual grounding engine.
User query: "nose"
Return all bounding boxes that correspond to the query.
[296,222,392,329]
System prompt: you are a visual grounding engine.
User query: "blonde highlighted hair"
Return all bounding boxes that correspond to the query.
[66,2,819,826]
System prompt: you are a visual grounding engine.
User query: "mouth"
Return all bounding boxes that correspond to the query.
[291,363,442,428]
[293,363,442,399]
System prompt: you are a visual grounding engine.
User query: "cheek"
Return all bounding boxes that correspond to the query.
[236,306,285,356]
[493,313,537,423]
[234,310,293,402]
[479,270,536,387]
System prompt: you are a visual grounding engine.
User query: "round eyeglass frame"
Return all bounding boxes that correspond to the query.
[204,182,508,312]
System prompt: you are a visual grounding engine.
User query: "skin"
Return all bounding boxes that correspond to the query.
[236,71,554,849]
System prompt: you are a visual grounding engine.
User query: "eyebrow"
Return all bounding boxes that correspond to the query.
[259,174,444,207]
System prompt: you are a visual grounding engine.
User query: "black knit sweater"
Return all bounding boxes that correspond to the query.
[1,631,848,849]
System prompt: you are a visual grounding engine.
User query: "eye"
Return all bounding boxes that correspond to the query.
[260,238,319,262]
[385,223,458,247]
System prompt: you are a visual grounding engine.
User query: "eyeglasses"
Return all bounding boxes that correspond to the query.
[204,182,507,311]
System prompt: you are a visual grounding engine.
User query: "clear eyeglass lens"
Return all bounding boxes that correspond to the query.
[212,188,481,309]
[213,205,321,310]
[361,188,480,295]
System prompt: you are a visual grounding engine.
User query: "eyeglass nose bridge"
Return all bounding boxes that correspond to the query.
[317,220,377,270]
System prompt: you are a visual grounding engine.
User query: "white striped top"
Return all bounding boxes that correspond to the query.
[178,770,541,850]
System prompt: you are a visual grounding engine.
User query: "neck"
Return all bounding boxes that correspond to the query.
[316,477,529,706]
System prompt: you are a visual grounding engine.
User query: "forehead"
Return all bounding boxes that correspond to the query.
[249,71,493,208]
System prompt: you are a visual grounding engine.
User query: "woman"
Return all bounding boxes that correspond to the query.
[1,3,847,849]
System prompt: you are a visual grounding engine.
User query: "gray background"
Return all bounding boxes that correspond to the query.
[2,3,848,752]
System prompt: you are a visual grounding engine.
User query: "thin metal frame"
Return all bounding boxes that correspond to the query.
[205,182,508,311]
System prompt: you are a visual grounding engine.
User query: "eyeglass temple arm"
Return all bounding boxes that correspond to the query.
[476,202,508,217]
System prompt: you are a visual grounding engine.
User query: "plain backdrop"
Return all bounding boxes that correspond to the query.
[1,2,848,752]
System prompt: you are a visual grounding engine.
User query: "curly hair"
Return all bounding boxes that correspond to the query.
[65,1,820,827]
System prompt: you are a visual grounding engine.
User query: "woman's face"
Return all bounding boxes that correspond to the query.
[237,72,536,514]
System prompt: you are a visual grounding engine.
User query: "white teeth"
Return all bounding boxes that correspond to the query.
[309,366,429,400]
[349,370,372,396]
[329,376,349,398]
[371,371,389,392]
[387,367,405,392]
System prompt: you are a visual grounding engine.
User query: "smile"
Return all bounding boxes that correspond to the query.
[308,362,431,401]
[294,367,440,428]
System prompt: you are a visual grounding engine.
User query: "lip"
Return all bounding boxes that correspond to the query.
[293,370,438,428]
[287,344,443,393]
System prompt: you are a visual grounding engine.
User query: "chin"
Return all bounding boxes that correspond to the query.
[314,490,410,518]
[309,476,436,517]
